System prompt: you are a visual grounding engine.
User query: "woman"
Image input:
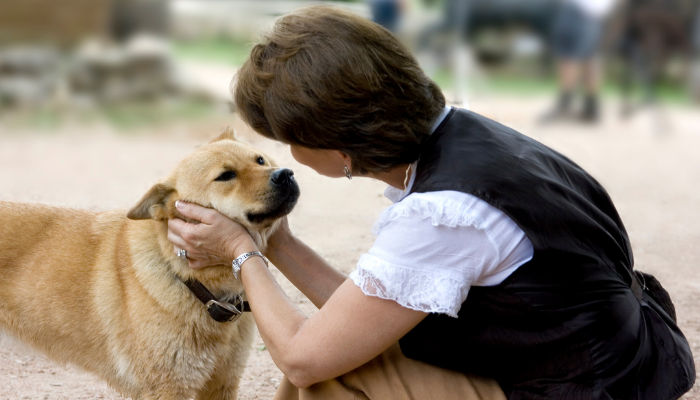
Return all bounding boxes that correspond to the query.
[167,5,695,400]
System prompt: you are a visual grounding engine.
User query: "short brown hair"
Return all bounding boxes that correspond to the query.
[233,5,446,175]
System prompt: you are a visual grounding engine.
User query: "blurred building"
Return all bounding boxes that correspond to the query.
[0,0,184,109]
[0,0,112,48]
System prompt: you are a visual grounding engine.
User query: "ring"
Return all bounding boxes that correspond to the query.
[177,249,188,260]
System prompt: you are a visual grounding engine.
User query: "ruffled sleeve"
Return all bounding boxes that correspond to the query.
[350,253,471,318]
[350,191,514,318]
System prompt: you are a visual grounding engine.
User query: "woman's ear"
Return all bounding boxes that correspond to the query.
[335,150,352,168]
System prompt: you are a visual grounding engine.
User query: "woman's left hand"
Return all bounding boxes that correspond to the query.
[167,201,259,269]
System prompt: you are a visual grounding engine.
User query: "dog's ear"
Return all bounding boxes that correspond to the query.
[208,126,237,144]
[127,183,176,220]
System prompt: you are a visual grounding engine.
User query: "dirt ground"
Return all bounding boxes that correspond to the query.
[0,95,699,399]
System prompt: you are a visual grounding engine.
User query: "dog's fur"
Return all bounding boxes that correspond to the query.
[0,127,299,399]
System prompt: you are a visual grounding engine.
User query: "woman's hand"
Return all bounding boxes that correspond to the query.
[167,201,259,269]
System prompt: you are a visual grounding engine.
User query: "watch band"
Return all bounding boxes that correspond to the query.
[231,251,268,280]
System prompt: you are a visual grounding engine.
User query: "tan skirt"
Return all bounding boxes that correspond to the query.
[273,343,506,400]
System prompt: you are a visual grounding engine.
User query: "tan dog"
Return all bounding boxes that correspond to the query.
[0,127,299,399]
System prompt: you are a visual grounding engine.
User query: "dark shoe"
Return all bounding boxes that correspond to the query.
[539,92,573,124]
[579,95,600,123]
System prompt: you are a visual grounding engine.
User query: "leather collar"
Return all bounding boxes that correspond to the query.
[183,279,251,323]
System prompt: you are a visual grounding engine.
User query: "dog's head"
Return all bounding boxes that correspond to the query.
[126,127,300,246]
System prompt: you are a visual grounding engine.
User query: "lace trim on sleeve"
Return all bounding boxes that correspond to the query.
[350,254,469,318]
[372,193,487,236]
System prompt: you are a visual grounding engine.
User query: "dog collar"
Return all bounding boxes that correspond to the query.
[183,279,251,323]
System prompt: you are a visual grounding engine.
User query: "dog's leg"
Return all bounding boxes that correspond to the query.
[195,359,246,400]
[194,368,243,400]
[138,388,195,400]
[194,384,240,400]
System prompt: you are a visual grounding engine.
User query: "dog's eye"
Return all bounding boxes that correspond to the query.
[214,170,236,181]
[256,157,265,165]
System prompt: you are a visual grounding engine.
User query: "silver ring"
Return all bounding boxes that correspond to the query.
[177,249,188,260]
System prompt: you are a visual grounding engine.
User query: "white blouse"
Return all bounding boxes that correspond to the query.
[349,140,534,319]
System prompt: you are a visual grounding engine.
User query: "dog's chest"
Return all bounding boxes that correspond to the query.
[113,313,255,393]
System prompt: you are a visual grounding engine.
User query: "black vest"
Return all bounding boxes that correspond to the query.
[399,109,695,400]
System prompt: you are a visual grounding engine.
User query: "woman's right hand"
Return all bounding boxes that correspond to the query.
[167,201,260,269]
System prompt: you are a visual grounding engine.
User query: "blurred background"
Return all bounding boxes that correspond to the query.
[0,0,698,131]
[1,1,699,399]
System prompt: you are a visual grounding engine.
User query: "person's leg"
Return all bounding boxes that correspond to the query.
[557,60,580,110]
[540,60,579,122]
[273,343,505,400]
[581,58,601,96]
[573,8,605,123]
[274,375,367,400]
[580,58,601,121]
[342,343,505,400]
[541,2,583,122]
[559,60,580,93]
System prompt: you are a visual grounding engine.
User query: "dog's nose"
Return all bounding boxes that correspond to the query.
[271,168,295,186]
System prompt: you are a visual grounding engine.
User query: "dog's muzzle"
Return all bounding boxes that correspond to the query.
[270,168,295,187]
[247,168,300,224]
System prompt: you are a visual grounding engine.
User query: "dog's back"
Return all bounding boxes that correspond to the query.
[0,200,256,399]
[0,202,132,380]
[0,201,115,335]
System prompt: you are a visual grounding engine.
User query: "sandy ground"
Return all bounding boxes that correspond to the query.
[0,95,699,399]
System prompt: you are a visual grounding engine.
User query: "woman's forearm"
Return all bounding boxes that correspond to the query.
[238,256,310,376]
[239,255,428,389]
[264,233,347,309]
[226,224,429,388]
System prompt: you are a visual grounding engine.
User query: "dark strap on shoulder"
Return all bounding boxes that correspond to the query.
[183,279,251,323]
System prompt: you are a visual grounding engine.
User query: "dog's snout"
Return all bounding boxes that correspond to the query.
[271,168,295,186]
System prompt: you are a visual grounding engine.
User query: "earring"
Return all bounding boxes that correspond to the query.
[343,166,352,180]
[403,164,412,191]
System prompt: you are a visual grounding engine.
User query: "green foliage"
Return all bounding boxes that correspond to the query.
[99,99,216,130]
[429,68,691,105]
[0,98,217,132]
[172,37,253,67]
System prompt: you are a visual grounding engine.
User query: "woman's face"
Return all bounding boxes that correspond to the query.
[289,145,349,178]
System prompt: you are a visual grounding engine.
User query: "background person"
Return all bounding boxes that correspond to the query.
[617,0,693,120]
[167,5,695,400]
[368,0,405,33]
[541,0,618,123]
[693,2,700,101]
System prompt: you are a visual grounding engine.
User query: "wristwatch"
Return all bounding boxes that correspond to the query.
[232,251,268,280]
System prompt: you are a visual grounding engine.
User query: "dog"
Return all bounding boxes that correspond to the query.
[0,127,300,399]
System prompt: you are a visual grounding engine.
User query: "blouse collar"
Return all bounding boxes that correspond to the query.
[384,106,452,203]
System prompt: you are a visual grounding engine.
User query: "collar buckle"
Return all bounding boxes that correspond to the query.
[183,278,250,323]
[205,298,243,322]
